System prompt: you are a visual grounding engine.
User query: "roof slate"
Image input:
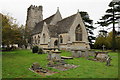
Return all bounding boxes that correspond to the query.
[32,13,77,38]
[32,14,55,35]
[56,14,77,34]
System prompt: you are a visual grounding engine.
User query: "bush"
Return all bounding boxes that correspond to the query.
[2,46,17,51]
[38,48,44,54]
[32,46,39,53]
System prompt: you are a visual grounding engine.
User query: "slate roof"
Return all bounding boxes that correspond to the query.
[56,14,77,34]
[32,13,77,38]
[32,14,55,35]
[48,25,58,38]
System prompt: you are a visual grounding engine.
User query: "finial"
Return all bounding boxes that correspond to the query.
[57,7,59,10]
[77,9,79,12]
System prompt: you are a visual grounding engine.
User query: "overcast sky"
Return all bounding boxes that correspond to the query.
[0,0,114,36]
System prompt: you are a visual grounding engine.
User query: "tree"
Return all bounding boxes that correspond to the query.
[94,31,120,50]
[2,13,26,49]
[80,11,96,48]
[96,1,120,51]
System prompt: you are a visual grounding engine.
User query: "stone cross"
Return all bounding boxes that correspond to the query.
[102,45,105,51]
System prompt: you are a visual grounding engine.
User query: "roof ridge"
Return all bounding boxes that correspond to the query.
[57,13,77,23]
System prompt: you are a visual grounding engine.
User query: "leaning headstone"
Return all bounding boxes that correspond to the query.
[106,57,112,66]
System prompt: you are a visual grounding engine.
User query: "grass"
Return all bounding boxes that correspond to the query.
[2,49,118,78]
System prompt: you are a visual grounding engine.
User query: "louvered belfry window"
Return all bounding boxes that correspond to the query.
[75,24,82,41]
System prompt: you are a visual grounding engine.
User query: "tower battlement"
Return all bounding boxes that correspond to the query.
[26,5,43,31]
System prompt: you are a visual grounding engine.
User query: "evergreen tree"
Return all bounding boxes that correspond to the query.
[96,1,120,51]
[80,11,96,48]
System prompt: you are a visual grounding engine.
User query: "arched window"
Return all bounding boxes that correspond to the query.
[60,35,63,43]
[43,33,45,43]
[38,35,40,38]
[75,24,82,41]
[54,40,58,46]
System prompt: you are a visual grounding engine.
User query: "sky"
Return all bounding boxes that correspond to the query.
[0,0,114,36]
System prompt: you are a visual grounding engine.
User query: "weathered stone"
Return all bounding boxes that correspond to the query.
[106,57,112,66]
[26,5,43,31]
[96,53,108,62]
[31,62,41,70]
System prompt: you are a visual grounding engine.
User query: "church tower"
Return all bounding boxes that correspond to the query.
[26,5,43,31]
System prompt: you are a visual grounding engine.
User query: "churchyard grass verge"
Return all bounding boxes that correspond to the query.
[2,49,118,78]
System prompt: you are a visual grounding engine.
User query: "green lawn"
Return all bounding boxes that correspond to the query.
[2,49,118,78]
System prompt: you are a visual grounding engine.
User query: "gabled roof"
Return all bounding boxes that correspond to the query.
[56,14,77,34]
[48,25,58,38]
[32,12,78,37]
[47,14,77,38]
[32,14,55,35]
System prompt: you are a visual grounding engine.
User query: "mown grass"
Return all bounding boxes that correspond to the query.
[2,49,118,78]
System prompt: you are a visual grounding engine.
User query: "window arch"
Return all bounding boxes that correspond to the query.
[54,40,58,46]
[75,24,82,41]
[60,35,63,43]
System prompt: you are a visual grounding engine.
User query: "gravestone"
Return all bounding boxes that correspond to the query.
[71,50,82,58]
[95,52,108,62]
[106,56,112,66]
[31,62,41,70]
[51,49,61,61]
[47,50,52,60]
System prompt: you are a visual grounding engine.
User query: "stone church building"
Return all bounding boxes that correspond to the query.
[26,5,90,51]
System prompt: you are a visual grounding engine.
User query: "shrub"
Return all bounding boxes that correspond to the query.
[38,48,44,54]
[32,46,39,53]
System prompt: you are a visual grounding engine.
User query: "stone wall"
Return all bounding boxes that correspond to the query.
[26,5,43,31]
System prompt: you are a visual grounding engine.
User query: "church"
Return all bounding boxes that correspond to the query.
[26,5,90,51]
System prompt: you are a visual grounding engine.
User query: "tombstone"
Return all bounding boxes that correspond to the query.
[47,50,52,60]
[102,45,105,51]
[52,49,61,61]
[27,44,31,49]
[22,45,25,49]
[106,56,112,66]
[31,62,41,70]
[71,50,81,58]
[95,52,108,62]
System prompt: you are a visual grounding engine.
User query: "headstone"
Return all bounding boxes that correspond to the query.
[71,50,82,58]
[31,62,41,70]
[96,53,108,62]
[52,49,61,61]
[102,45,105,51]
[106,57,112,66]
[47,50,52,60]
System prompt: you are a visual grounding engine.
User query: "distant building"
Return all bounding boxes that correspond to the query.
[26,5,90,50]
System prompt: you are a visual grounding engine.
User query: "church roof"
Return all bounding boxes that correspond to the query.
[32,12,78,37]
[32,14,55,35]
[47,14,77,37]
[48,25,58,38]
[56,14,77,34]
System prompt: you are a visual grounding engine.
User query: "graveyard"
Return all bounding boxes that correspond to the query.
[2,49,118,78]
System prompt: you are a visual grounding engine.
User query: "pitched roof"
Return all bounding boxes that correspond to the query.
[32,14,55,35]
[47,14,77,38]
[56,14,77,34]
[48,25,58,38]
[32,13,77,37]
